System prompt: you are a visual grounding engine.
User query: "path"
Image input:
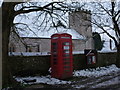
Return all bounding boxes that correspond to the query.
[25,70,120,89]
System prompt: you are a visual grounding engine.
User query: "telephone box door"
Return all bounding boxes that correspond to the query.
[62,41,73,78]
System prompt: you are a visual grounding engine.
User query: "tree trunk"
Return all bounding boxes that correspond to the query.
[2,24,11,88]
[116,44,120,68]
[2,2,15,88]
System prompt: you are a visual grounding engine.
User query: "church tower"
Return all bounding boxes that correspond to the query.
[69,10,94,49]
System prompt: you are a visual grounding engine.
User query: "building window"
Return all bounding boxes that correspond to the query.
[26,44,32,52]
[26,44,40,52]
[9,43,16,52]
[28,46,32,52]
[9,46,16,52]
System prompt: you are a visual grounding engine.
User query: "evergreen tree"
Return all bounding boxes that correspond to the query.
[93,32,104,50]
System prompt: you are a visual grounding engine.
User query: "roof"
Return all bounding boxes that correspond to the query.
[20,26,86,40]
[51,33,72,37]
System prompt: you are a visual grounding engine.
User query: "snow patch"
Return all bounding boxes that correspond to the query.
[73,64,120,77]
[72,85,85,89]
[98,50,117,53]
[14,75,71,85]
[72,51,84,54]
[9,51,85,56]
[9,52,51,56]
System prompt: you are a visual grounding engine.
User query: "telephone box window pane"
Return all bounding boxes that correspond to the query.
[64,62,70,64]
[64,46,70,50]
[64,69,70,72]
[63,42,70,45]
[52,43,57,46]
[54,58,57,60]
[64,58,70,61]
[64,66,70,68]
[52,43,57,50]
[53,55,57,57]
[52,37,58,39]
[64,54,70,57]
[61,37,70,39]
[53,49,57,52]
[53,61,57,64]
[53,52,57,54]
[53,58,57,64]
[53,46,57,49]
[64,50,69,53]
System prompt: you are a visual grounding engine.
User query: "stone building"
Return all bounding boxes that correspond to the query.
[9,10,94,53]
[9,27,86,53]
[69,10,94,49]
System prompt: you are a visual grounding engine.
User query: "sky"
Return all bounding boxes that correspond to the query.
[0,0,3,6]
[1,0,119,50]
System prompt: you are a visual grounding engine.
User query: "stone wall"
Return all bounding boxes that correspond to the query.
[8,52,117,76]
[72,39,86,51]
[97,52,116,67]
[8,55,51,76]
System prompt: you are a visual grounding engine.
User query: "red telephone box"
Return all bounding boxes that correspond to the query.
[51,33,73,79]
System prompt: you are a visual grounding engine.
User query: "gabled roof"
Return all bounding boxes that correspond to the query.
[20,26,86,40]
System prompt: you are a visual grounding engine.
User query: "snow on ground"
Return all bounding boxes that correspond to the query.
[8,51,84,56]
[9,50,117,56]
[9,52,51,56]
[73,64,120,77]
[14,75,71,85]
[14,64,120,85]
[72,51,84,54]
[98,50,117,53]
[9,51,85,56]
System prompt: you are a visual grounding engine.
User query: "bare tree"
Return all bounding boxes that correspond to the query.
[2,0,119,88]
[85,1,120,67]
[2,0,85,87]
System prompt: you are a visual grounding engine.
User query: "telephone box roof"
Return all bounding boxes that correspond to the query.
[51,33,72,37]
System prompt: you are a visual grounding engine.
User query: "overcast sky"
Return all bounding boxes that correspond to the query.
[1,0,119,50]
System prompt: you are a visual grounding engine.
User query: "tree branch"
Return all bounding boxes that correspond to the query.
[11,26,28,48]
[92,18,118,46]
[14,2,63,16]
[111,2,120,39]
[98,3,112,16]
[14,23,38,37]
